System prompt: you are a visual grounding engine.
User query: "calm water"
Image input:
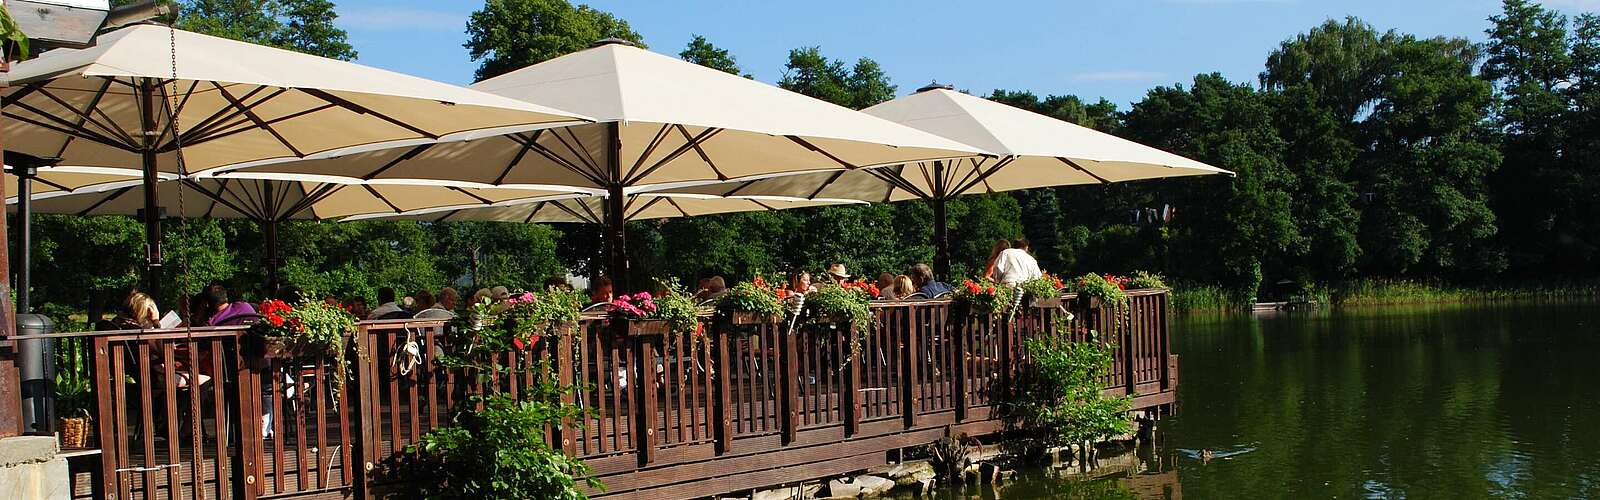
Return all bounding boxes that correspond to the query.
[927,301,1600,499]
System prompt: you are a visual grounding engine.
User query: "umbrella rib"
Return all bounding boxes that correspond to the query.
[171,80,201,120]
[578,197,606,224]
[31,177,72,193]
[171,86,272,146]
[35,85,135,148]
[210,83,304,157]
[5,103,137,152]
[624,127,724,186]
[66,80,128,157]
[448,186,494,205]
[751,199,778,211]
[189,178,262,220]
[947,157,984,196]
[719,180,756,197]
[951,156,1016,197]
[172,88,291,150]
[1,81,46,105]
[548,127,607,183]
[285,183,346,219]
[628,195,666,220]
[301,88,439,139]
[223,178,269,220]
[522,202,547,224]
[915,162,940,197]
[492,131,541,185]
[528,141,606,187]
[76,186,133,216]
[559,126,605,177]
[551,199,594,224]
[361,144,434,180]
[673,124,726,180]
[808,171,846,200]
[1058,157,1111,184]
[363,184,404,213]
[865,166,929,200]
[154,80,210,147]
[661,197,690,219]
[784,135,860,170]
[627,123,673,178]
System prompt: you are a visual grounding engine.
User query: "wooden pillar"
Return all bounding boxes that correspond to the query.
[233,337,262,500]
[634,332,658,465]
[899,306,919,429]
[778,326,799,444]
[842,323,861,437]
[556,330,577,456]
[604,122,629,292]
[712,322,736,454]
[138,79,163,300]
[353,325,377,499]
[952,314,968,422]
[91,338,117,498]
[0,80,20,438]
[1121,301,1136,396]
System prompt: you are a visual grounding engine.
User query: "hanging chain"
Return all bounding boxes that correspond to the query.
[165,26,196,322]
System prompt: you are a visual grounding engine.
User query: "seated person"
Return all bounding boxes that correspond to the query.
[346,297,371,319]
[207,285,260,326]
[416,287,459,319]
[893,275,917,299]
[368,287,407,320]
[101,291,160,330]
[825,264,851,284]
[994,237,1044,285]
[694,276,728,303]
[875,272,896,299]
[908,264,952,298]
[787,270,817,295]
[589,277,614,305]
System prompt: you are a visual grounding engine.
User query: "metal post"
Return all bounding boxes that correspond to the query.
[16,167,30,316]
[932,197,949,279]
[604,122,629,292]
[138,79,163,299]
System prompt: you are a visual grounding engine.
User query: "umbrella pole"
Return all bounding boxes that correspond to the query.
[605,122,629,292]
[15,168,30,316]
[264,218,280,296]
[933,196,950,279]
[138,79,163,300]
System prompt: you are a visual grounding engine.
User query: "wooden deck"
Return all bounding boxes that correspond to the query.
[41,289,1175,499]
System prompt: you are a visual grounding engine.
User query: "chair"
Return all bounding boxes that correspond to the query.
[903,292,929,300]
[581,302,613,312]
[933,291,952,299]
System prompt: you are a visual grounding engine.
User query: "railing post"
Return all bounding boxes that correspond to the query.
[899,306,918,430]
[952,314,968,422]
[634,331,658,465]
[91,337,117,500]
[779,325,799,444]
[842,322,860,437]
[233,336,262,500]
[353,324,377,499]
[556,328,577,456]
[1121,301,1136,396]
[712,321,735,454]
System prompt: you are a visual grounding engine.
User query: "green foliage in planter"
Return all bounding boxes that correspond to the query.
[1125,270,1168,290]
[801,282,872,330]
[952,278,1016,316]
[405,368,599,500]
[650,278,700,337]
[998,322,1132,462]
[1066,273,1129,306]
[253,297,359,408]
[716,278,785,320]
[1019,273,1066,303]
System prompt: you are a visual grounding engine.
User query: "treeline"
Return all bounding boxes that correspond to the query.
[19,0,1600,325]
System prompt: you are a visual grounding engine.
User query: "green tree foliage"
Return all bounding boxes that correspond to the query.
[778,46,898,109]
[678,34,742,75]
[175,0,356,60]
[464,0,643,82]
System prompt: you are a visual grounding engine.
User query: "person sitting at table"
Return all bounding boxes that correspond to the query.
[994,237,1044,285]
[787,270,817,295]
[983,239,1010,281]
[909,264,953,298]
[694,276,728,303]
[893,275,917,299]
[411,289,436,315]
[825,264,852,284]
[368,287,407,320]
[101,291,160,330]
[544,276,572,291]
[207,285,260,326]
[346,297,371,319]
[416,287,459,319]
[875,272,897,299]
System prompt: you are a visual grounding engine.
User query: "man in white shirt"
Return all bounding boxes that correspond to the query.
[367,287,405,319]
[993,237,1043,285]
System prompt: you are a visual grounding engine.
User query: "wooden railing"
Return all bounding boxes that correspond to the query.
[29,289,1174,500]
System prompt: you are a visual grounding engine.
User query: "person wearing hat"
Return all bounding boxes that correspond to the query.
[826,263,852,284]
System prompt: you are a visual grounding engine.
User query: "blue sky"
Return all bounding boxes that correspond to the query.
[332,0,1599,108]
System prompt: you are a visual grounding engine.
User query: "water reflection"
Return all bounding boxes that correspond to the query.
[916,301,1600,498]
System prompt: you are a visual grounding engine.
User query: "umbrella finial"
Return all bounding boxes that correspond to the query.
[590,38,639,48]
[916,81,953,93]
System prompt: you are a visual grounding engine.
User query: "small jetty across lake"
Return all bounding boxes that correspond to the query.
[34,289,1176,500]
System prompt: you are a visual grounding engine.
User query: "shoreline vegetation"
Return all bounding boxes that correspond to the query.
[1173,280,1600,314]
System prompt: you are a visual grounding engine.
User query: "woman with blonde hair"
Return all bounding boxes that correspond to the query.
[893,275,917,299]
[107,291,160,330]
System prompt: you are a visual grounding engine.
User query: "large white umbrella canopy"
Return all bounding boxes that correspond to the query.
[0,24,591,295]
[223,39,985,287]
[346,192,861,224]
[652,84,1232,274]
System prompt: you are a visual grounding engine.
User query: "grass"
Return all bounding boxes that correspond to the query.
[1171,285,1242,314]
[1333,279,1600,307]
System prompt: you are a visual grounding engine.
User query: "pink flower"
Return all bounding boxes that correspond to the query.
[518,292,535,303]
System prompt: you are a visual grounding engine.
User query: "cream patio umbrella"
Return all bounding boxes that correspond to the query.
[222,39,986,289]
[650,83,1233,275]
[5,167,580,292]
[1,24,592,295]
[344,192,862,224]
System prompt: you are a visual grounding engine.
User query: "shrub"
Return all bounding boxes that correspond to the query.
[1124,270,1167,290]
[1018,273,1066,302]
[951,278,1016,316]
[404,371,599,500]
[1065,273,1128,306]
[998,322,1131,462]
[716,276,785,320]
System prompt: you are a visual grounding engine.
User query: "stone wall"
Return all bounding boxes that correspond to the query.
[0,436,69,500]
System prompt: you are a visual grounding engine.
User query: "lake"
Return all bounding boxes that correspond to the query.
[924,300,1600,499]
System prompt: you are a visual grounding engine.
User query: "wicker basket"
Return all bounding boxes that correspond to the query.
[59,415,91,449]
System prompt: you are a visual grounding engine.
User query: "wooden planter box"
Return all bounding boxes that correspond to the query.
[626,319,670,336]
[1030,296,1064,308]
[1074,295,1103,311]
[726,311,775,326]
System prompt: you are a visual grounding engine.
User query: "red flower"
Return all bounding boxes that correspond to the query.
[777,289,790,300]
[694,323,705,337]
[753,276,769,289]
[512,338,525,350]
[985,286,995,295]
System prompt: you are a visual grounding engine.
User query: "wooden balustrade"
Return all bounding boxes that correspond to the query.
[31,288,1175,500]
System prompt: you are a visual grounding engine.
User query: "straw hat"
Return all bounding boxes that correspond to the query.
[490,286,511,301]
[827,264,851,280]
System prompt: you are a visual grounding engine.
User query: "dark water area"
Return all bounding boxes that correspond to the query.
[922,301,1600,499]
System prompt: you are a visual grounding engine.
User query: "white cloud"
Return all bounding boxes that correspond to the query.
[337,7,468,33]
[1070,70,1167,82]
[1540,0,1600,11]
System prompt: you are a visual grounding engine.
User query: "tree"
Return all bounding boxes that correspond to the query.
[176,0,356,60]
[1125,74,1298,302]
[778,46,897,109]
[464,0,643,82]
[679,34,743,76]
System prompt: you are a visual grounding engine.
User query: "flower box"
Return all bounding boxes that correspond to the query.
[627,319,670,336]
[1075,295,1103,311]
[1030,296,1063,308]
[726,311,774,326]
